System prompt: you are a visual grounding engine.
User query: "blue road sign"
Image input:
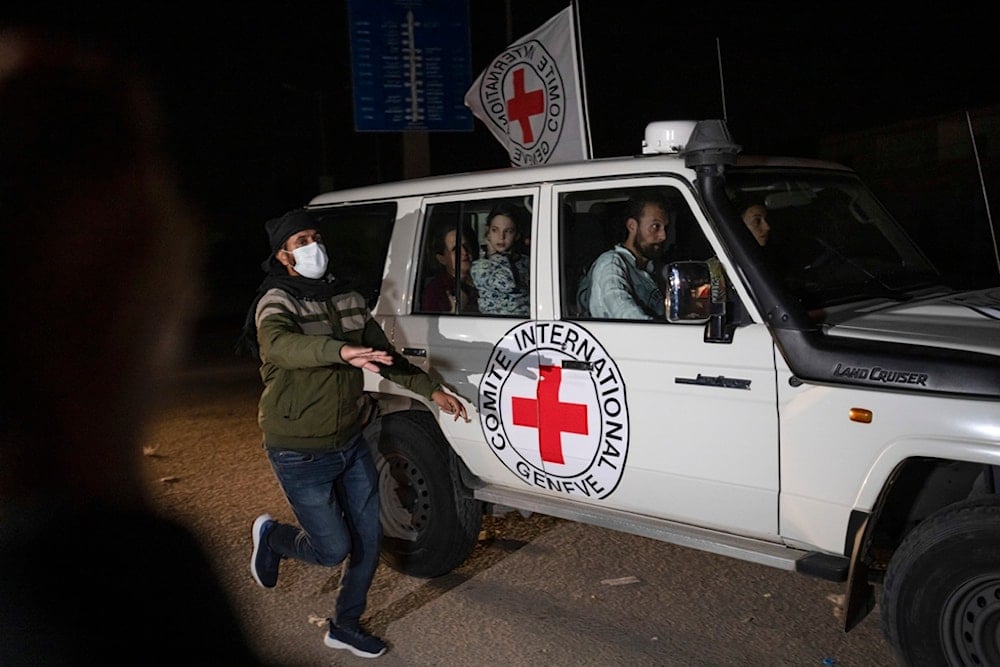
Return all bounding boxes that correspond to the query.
[348,0,473,132]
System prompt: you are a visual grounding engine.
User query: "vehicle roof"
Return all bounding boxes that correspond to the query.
[307,153,850,207]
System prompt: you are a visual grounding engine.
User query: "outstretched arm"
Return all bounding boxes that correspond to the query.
[340,345,394,373]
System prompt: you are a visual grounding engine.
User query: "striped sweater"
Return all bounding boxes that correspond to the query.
[255,288,440,450]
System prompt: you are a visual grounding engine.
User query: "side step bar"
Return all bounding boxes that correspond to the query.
[473,483,808,572]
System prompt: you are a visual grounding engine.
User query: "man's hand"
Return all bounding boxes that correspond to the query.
[432,389,469,422]
[340,345,394,373]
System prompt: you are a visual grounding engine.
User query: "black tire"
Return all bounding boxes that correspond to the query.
[373,410,482,578]
[881,497,1000,666]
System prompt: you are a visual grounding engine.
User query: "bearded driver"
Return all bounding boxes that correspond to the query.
[577,191,672,319]
[243,209,467,658]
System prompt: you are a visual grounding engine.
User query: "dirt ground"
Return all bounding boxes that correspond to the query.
[139,360,561,663]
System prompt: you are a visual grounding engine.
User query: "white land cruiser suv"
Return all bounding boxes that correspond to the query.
[300,120,999,666]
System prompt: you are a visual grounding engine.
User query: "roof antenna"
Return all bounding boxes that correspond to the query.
[966,111,1000,279]
[716,37,727,122]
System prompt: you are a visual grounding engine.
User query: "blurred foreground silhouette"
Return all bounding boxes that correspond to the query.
[0,26,265,665]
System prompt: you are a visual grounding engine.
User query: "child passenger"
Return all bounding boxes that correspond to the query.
[471,202,530,316]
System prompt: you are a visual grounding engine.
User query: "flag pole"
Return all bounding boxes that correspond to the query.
[571,0,593,158]
[504,0,512,43]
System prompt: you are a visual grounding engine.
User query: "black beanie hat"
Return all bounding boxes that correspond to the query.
[266,209,316,254]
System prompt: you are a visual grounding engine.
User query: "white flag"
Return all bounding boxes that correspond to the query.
[464,5,591,167]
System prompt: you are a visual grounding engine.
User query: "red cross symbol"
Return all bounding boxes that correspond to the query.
[506,67,544,144]
[511,365,589,464]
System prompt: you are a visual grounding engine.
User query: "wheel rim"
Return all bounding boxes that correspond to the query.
[943,574,1000,665]
[376,451,430,541]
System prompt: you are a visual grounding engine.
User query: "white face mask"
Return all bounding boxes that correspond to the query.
[287,241,328,279]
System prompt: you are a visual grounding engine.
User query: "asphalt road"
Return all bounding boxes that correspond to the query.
[140,331,897,666]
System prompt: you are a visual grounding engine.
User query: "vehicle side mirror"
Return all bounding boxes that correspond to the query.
[665,261,735,343]
[664,261,712,324]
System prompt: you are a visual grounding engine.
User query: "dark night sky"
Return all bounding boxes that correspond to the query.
[5,1,998,321]
[32,2,990,221]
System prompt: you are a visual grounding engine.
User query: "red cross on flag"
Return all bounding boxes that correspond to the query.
[464,4,592,167]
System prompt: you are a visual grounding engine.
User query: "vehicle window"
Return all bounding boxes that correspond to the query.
[724,170,940,309]
[560,185,710,321]
[416,196,534,317]
[311,203,396,309]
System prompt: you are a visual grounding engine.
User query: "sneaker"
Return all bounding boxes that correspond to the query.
[324,622,387,658]
[250,513,280,588]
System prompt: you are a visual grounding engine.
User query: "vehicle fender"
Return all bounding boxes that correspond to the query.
[853,436,1000,510]
[364,391,483,494]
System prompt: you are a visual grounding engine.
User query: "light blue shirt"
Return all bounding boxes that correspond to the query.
[577,245,664,320]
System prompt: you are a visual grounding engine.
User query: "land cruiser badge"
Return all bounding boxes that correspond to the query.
[478,321,629,499]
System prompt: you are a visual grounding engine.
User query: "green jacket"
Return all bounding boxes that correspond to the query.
[255,288,440,450]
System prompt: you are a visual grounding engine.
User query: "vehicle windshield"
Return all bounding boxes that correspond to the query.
[725,168,943,309]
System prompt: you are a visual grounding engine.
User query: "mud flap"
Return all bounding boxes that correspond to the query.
[842,512,876,631]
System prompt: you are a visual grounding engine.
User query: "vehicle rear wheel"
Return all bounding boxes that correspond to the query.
[373,410,482,578]
[881,497,1000,666]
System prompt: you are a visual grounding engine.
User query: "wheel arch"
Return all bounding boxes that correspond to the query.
[843,454,998,631]
[365,391,484,496]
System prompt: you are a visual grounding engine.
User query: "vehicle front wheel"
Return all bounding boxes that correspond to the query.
[373,409,482,578]
[881,497,1000,666]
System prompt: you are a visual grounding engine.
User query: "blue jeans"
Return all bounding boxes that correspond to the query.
[265,432,381,628]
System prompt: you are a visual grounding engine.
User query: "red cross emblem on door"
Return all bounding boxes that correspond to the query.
[511,364,589,464]
[506,67,544,144]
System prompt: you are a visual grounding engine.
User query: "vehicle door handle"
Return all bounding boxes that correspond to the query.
[563,360,593,371]
[402,347,427,357]
[675,374,751,390]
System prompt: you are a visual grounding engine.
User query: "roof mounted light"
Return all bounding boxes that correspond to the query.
[642,121,698,154]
